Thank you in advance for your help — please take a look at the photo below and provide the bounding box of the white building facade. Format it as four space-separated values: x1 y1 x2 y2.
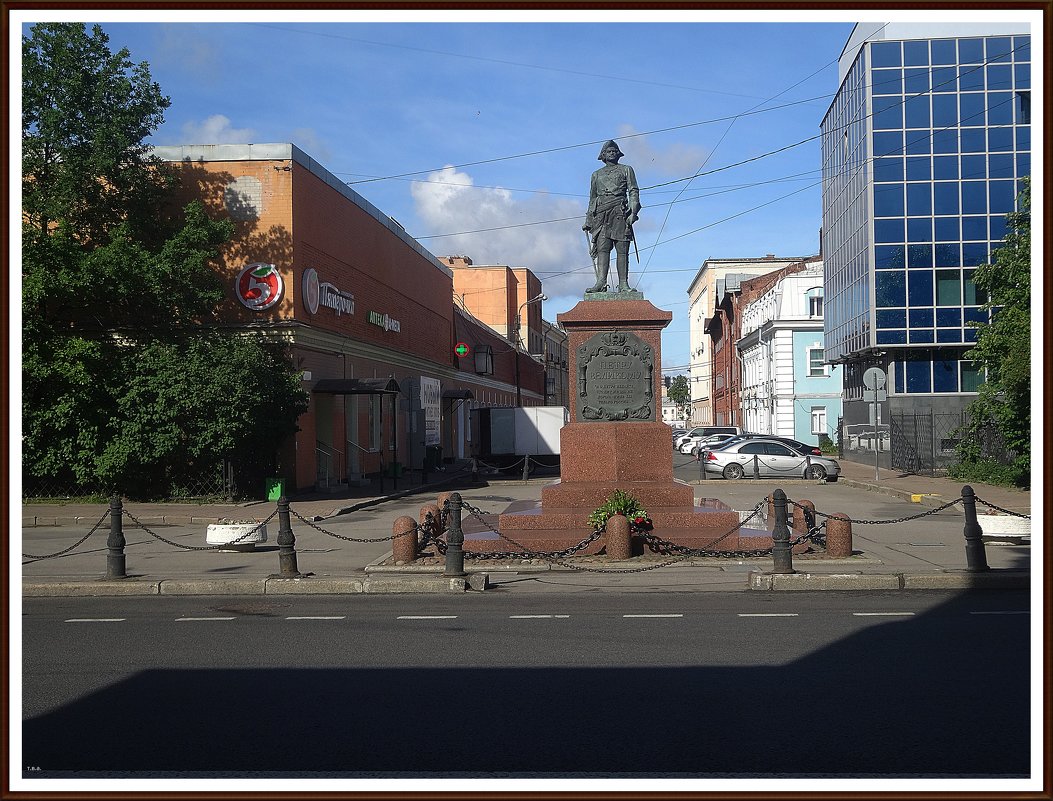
686 255 815 426
738 259 844 444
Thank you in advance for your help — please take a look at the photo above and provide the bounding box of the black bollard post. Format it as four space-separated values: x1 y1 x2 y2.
444 492 466 577
522 454 531 482
961 485 990 572
276 497 301 578
771 488 795 574
471 457 479 484
105 495 127 580
753 454 761 480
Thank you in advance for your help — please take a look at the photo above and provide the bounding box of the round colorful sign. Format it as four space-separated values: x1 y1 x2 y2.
302 267 320 314
235 263 283 311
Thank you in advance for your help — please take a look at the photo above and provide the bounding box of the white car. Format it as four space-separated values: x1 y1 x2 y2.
680 433 739 455
702 438 841 481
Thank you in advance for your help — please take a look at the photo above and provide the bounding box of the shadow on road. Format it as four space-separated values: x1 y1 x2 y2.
22 588 1031 778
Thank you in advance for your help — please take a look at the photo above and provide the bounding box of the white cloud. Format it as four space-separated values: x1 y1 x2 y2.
155 24 220 80
290 128 331 162
616 124 710 177
180 115 256 145
411 166 594 302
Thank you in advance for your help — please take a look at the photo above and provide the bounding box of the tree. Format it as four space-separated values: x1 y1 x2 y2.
666 375 692 424
952 178 1030 486
22 23 307 498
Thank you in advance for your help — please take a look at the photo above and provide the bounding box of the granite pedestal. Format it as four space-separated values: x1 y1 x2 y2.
485 297 792 557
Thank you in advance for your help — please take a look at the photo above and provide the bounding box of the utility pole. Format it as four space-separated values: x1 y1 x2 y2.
515 293 546 407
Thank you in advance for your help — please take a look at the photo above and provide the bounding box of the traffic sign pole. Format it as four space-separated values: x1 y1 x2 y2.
862 368 886 481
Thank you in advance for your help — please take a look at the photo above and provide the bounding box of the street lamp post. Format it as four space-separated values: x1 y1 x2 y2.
515 293 546 406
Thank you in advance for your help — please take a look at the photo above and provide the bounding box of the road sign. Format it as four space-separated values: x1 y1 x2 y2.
454 342 471 358
863 389 888 402
862 367 886 390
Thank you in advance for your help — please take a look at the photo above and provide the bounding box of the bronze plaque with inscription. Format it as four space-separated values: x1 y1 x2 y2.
577 330 654 422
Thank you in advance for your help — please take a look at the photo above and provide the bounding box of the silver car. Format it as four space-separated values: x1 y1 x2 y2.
702 438 840 481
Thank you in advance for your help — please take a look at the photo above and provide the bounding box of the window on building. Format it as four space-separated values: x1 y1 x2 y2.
1016 91 1031 124
960 361 985 392
808 347 828 377
811 407 827 435
806 288 824 317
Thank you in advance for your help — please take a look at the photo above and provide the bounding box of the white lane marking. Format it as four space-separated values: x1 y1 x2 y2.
175 617 236 621
286 616 346 620
509 615 570 619
852 612 915 617
738 613 799 617
397 615 457 620
65 618 125 622
969 611 1029 615
622 614 684 618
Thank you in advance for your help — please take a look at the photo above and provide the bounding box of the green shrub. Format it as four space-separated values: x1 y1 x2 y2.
947 458 1028 489
588 490 652 531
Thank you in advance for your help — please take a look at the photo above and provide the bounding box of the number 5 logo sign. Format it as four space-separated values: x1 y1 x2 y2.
236 263 284 311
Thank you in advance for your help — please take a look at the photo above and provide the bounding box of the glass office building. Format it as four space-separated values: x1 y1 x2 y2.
820 23 1031 430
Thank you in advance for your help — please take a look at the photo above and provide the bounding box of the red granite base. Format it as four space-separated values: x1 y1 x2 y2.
486 499 804 556
540 479 694 510
559 422 677 482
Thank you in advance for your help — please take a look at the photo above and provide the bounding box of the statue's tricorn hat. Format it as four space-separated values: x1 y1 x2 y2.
598 140 624 160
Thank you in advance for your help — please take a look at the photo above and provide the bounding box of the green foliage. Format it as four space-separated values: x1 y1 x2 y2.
666 374 691 421
818 433 837 455
95 336 308 499
954 178 1031 486
947 458 1027 489
588 490 652 531
21 23 306 500
22 23 171 246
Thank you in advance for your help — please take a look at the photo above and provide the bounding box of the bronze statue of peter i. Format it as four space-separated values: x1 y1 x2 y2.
583 139 641 294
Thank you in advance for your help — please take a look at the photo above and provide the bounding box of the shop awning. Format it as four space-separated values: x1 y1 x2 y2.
442 388 475 400
312 377 401 395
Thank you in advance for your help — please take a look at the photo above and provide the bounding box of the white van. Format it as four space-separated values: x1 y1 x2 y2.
675 426 746 451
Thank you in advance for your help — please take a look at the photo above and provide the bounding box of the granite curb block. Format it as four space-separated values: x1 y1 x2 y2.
747 569 1030 591
901 570 1030 589
160 579 268 595
835 478 956 508
22 574 491 596
23 580 164 597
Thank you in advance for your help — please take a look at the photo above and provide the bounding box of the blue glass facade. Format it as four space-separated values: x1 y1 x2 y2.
821 30 1030 406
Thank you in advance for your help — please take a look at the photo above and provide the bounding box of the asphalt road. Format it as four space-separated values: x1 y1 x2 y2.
20 589 1031 778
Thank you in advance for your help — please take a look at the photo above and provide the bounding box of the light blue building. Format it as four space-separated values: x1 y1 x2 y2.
820 22 1031 465
738 258 844 446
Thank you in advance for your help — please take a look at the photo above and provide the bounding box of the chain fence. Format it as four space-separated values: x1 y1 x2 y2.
124 508 279 551
21 482 1029 570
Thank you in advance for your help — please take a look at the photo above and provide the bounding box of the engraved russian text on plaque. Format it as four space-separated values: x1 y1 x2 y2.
577 330 654 422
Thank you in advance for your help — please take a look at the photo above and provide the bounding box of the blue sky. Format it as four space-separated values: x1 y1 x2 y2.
16 11 974 373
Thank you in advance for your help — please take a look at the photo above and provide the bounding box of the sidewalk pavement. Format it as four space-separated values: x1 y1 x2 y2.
19 458 1033 596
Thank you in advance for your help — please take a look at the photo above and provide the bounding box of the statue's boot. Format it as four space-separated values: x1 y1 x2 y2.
615 262 630 293
587 267 609 293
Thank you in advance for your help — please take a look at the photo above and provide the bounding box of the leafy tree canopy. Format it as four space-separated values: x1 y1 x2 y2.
954 178 1031 485
666 375 691 421
22 23 307 499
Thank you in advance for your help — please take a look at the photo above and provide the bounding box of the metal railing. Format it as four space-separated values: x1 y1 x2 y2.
315 441 345 489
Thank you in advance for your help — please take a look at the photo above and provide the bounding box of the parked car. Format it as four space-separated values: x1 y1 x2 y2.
680 432 738 455
701 438 840 481
697 433 822 458
671 428 687 443
674 425 745 451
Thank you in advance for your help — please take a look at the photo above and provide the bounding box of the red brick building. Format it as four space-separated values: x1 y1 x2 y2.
704 261 809 426
153 143 544 493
